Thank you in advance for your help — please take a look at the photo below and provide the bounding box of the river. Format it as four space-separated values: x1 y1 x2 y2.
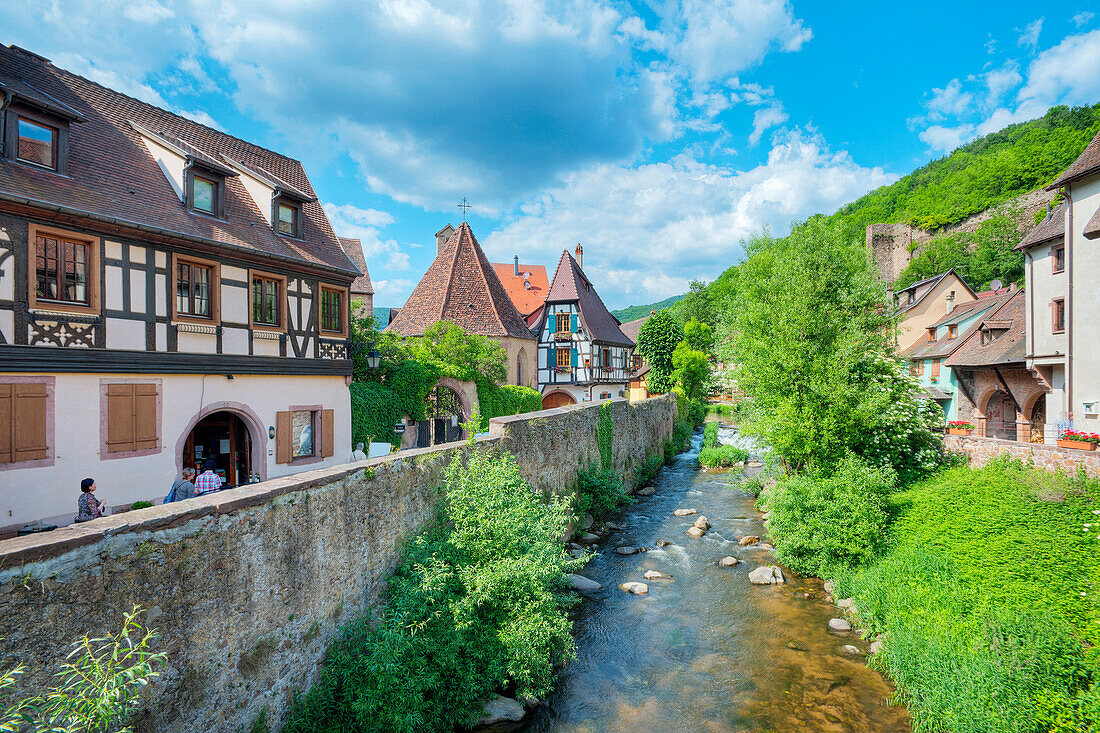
521 423 911 733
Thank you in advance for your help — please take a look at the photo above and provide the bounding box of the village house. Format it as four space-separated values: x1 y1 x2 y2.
891 269 978 351
338 237 374 316
536 246 634 408
491 255 549 328
0 45 358 531
619 313 653 401
945 290 1049 442
1016 129 1100 436
903 289 1015 420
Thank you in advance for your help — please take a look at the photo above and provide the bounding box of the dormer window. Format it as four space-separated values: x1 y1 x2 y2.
17 117 57 169
948 324 958 339
186 167 225 218
276 201 299 238
927 328 936 341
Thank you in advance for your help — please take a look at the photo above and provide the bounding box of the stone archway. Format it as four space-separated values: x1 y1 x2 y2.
984 390 1017 440
175 401 267 482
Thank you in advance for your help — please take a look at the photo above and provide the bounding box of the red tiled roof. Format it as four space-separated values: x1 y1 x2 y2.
385 222 535 340
0 45 357 277
1048 129 1100 189
943 291 1026 367
338 238 373 295
490 262 549 318
904 291 1013 360
545 249 633 347
619 314 652 344
1016 203 1065 249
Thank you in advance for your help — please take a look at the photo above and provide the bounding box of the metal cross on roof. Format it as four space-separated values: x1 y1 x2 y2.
458 197 471 221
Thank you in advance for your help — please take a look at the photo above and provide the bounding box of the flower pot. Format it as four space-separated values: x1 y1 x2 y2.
1057 439 1095 451
947 428 972 436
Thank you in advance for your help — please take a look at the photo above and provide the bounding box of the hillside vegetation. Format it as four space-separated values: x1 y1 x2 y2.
611 294 684 322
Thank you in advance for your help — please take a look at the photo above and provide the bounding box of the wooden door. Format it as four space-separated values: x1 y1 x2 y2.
542 391 575 409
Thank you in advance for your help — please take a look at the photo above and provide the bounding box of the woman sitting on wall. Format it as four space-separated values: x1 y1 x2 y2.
75 478 105 523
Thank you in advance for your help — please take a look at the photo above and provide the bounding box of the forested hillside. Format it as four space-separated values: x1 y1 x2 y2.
611 294 684 322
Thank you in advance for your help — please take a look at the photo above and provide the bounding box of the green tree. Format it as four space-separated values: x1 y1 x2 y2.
672 279 717 327
682 318 714 356
636 310 684 394
671 341 710 403
411 321 507 383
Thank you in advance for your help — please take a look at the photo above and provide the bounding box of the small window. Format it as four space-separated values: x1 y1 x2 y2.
1052 244 1065 274
927 328 936 341
277 202 299 237
915 361 924 376
291 410 315 459
320 287 343 334
602 347 611 367
35 235 88 305
907 291 915 305
556 348 571 368
555 312 570 333
176 261 212 318
17 117 56 169
948 324 958 339
1052 298 1066 333
930 359 941 381
633 354 642 369
252 275 282 327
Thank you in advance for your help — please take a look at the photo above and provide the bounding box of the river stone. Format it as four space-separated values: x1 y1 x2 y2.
673 508 698 517
828 618 852 633
686 526 706 538
823 580 836 596
578 533 601 545
568 548 588 560
748 566 785 584
643 570 671 580
614 546 638 555
837 598 856 611
567 574 602 593
869 639 884 655
747 460 763 468
739 535 760 546
579 513 594 531
636 485 656 497
759 543 774 550
605 521 623 530
718 556 740 567
786 640 809 652
840 644 864 656
619 582 649 595
476 695 526 727
692 516 711 531
655 540 673 548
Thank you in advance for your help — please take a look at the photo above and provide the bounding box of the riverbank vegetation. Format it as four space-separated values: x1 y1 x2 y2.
284 448 578 732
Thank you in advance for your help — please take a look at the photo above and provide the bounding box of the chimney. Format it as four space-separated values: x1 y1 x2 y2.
1010 282 1018 293
574 243 583 268
514 255 519 277
946 290 955 314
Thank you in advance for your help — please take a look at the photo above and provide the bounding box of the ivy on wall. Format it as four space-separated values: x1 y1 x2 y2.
597 402 613 471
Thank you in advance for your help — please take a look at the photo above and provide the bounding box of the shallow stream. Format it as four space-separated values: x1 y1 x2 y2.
521 424 911 733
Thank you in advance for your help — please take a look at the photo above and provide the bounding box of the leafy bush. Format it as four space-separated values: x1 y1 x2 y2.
698 445 749 469
130 501 153 511
636 310 683 393
596 402 613 471
739 475 765 498
574 466 630 518
703 421 718 449
633 454 663 488
284 449 577 733
836 461 1100 733
766 455 894 576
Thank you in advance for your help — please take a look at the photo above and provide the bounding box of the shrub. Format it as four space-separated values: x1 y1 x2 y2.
130 501 153 511
739 475 765 498
703 422 718 449
633 454 663 488
698 445 749 469
284 449 577 732
766 455 894 576
574 466 630 518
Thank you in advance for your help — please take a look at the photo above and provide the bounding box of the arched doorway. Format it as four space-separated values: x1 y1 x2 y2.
985 391 1018 440
416 385 465 448
517 348 527 386
542 391 576 410
183 410 254 487
1030 397 1046 444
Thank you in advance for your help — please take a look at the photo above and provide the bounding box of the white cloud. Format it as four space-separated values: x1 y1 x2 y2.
371 278 417 306
484 129 895 307
1073 11 1094 28
919 124 976 153
1016 29 1100 109
983 62 1023 106
1018 17 1044 47
927 78 973 118
323 202 411 271
749 105 788 145
123 1 174 23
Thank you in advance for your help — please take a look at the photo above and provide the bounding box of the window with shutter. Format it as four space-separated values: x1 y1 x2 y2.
570 313 578 332
103 381 160 456
0 382 51 465
321 409 334 458
276 410 292 464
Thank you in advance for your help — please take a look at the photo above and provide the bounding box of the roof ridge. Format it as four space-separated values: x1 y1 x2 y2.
438 225 463 318
466 224 509 335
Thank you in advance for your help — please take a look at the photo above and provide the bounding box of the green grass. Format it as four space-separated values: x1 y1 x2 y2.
698 445 749 469
835 458 1100 732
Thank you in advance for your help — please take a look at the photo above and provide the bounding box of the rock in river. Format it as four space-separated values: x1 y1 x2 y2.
578 533 601 545
579 513 594 531
673 508 698 517
692 516 711 531
828 618 852 634
605 521 623 530
635 485 656 497
748 565 785 584
644 570 671 580
475 695 526 728
686 526 706 538
567 574 602 593
614 546 639 555
619 582 649 595
840 644 864 656
738 535 759 546
718 556 740 567
655 540 673 548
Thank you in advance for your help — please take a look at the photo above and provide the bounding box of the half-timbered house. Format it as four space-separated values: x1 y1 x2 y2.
0 45 358 531
537 246 634 408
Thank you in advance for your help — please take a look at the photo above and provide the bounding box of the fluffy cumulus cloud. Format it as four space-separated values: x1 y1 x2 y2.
484 130 895 305
322 203 412 271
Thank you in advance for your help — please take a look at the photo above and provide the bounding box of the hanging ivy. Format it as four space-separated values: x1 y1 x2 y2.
597 402 613 471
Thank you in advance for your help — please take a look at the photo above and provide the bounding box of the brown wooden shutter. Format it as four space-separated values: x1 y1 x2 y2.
321 409 334 458
134 384 158 450
2 383 49 463
0 384 12 464
106 383 135 453
276 410 292 464
931 359 941 380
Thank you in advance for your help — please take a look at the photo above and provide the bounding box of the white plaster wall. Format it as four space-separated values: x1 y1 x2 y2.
105 319 146 351
252 336 281 357
1027 237 1068 359
0 224 13 302
139 136 186 200
222 284 248 324
129 269 146 314
177 331 217 354
222 328 248 354
236 171 275 224
105 265 124 310
1071 176 1100 419
1044 365 1067 441
0 373 351 530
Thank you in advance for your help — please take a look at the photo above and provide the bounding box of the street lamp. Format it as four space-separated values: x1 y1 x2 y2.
365 341 382 370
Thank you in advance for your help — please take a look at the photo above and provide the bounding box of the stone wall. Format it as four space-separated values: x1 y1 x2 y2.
945 433 1100 478
0 394 676 733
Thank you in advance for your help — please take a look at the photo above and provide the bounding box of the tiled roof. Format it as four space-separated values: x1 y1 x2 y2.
490 262 549 318
384 222 535 340
917 386 951 401
619 314 652 344
545 249 633 347
904 292 1013 360
338 238 373 295
1048 129 1100 189
943 291 1026 367
894 270 975 314
1016 203 1065 249
1084 204 1100 241
0 45 357 277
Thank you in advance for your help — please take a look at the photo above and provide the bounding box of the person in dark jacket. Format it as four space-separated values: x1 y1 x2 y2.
165 467 197 503
75 478 105 522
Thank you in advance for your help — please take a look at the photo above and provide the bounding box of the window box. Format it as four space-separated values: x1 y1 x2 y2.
553 332 572 341
947 428 972 436
1058 430 1098 451
554 366 572 374
1057 439 1095 451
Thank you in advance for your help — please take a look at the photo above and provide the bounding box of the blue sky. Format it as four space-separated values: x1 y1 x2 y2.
5 2 1100 309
